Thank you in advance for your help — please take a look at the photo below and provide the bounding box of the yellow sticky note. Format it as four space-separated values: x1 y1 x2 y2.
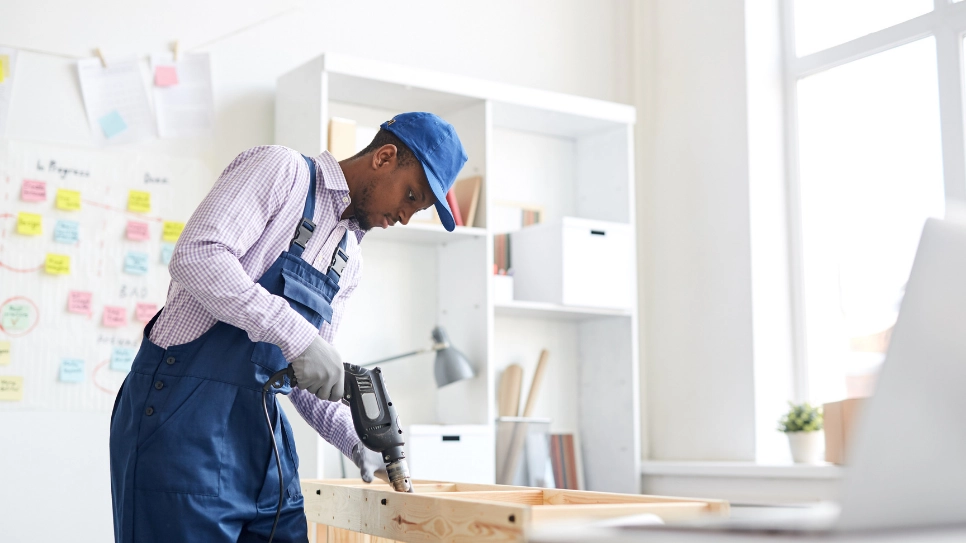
128 190 151 213
0 341 10 366
0 376 24 401
45 253 71 275
16 212 42 235
0 55 8 84
56 188 82 211
162 221 185 242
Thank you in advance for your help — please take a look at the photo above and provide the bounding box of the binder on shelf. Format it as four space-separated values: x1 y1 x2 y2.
446 188 463 227
550 433 582 490
453 175 482 228
494 233 511 274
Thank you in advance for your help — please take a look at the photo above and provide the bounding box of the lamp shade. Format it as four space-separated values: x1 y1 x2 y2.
431 326 475 387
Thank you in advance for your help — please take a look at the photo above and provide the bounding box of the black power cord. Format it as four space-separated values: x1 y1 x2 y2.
262 367 297 543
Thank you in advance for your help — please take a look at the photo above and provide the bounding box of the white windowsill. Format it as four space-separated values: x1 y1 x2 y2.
641 460 845 480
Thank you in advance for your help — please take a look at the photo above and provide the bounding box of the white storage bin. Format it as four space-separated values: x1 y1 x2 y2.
510 218 633 309
492 274 514 304
405 424 494 484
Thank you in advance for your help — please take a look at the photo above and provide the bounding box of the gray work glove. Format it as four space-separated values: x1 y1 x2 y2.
291 336 345 402
351 442 390 484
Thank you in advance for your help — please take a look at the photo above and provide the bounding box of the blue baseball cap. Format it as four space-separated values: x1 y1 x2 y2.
381 112 468 232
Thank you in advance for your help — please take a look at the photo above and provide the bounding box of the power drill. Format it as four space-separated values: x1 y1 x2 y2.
264 362 413 493
341 363 413 493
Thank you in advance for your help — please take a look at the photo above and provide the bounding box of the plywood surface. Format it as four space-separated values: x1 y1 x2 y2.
303 479 729 543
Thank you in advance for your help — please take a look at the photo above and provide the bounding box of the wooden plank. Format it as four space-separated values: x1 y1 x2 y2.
303 480 458 493
449 482 535 492
328 526 370 543
365 493 526 543
316 525 404 543
430 491 545 505
541 488 728 507
304 481 529 543
530 502 713 523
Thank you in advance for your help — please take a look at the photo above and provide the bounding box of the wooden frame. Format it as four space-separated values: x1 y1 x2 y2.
303 479 729 542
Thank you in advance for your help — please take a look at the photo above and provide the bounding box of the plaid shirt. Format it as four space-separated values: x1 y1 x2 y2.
150 146 365 458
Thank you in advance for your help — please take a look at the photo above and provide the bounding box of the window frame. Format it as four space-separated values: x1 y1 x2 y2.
781 0 966 400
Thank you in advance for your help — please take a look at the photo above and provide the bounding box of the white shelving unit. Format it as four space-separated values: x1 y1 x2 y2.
276 53 639 494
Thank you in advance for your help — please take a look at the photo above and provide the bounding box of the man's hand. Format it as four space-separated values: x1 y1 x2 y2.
351 442 390 484
291 336 344 402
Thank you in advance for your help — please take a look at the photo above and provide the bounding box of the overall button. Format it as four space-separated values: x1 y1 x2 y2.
166 357 175 365
154 381 164 390
145 406 155 416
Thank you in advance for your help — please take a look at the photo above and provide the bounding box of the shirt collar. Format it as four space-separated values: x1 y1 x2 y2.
314 151 366 243
316 150 349 192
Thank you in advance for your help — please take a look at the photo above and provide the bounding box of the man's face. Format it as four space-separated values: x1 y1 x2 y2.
353 145 435 231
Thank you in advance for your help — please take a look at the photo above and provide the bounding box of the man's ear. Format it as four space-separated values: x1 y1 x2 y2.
372 144 398 169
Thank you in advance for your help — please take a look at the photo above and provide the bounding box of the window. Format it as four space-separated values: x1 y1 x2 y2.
793 0 933 56
784 1 966 404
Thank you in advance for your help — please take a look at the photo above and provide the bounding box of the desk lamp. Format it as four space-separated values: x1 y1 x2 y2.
362 326 475 387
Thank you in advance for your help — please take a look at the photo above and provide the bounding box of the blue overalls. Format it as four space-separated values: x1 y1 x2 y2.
110 156 348 543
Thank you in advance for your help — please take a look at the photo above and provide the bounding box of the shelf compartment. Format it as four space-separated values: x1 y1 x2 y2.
494 300 631 321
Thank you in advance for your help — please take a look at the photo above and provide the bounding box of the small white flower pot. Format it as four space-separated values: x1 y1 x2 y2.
786 431 824 464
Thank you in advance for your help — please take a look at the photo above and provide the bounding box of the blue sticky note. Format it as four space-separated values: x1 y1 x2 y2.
53 220 80 244
124 251 149 275
110 347 137 372
59 359 85 382
161 243 175 266
98 110 128 138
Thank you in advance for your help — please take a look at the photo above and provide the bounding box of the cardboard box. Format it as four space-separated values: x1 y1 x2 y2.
824 398 866 464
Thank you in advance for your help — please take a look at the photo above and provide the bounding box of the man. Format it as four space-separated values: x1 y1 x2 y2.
109 112 467 542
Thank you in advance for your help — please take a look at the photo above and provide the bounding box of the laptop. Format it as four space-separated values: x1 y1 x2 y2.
535 217 966 540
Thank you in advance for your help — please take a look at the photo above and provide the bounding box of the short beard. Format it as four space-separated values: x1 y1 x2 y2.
352 182 375 231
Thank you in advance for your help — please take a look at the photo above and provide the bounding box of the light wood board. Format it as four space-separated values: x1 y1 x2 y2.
304 479 729 543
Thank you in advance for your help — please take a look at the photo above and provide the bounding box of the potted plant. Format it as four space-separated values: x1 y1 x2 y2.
778 402 824 463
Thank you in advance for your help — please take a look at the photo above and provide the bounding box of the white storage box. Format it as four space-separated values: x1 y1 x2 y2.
492 274 514 304
405 424 494 484
510 217 634 309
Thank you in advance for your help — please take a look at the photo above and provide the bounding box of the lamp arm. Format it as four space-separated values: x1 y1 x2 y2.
360 343 445 367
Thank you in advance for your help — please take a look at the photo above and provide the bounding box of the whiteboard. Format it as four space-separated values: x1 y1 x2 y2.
0 140 211 411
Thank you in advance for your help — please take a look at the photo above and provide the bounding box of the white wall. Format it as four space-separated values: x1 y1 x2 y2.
634 0 759 462
632 0 798 469
0 2 634 542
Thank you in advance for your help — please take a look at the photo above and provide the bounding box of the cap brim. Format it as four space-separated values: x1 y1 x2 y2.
425 166 456 232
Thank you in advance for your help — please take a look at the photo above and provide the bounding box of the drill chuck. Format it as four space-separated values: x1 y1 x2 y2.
386 459 414 493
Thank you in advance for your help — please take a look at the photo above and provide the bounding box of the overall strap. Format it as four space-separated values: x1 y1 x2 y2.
326 232 349 284
289 155 318 258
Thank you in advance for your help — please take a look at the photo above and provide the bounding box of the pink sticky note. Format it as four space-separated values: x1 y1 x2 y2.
154 65 179 87
126 220 150 241
135 302 158 323
102 306 128 328
67 291 92 315
21 180 47 202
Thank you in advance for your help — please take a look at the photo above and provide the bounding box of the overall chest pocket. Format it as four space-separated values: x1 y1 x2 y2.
281 268 334 328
